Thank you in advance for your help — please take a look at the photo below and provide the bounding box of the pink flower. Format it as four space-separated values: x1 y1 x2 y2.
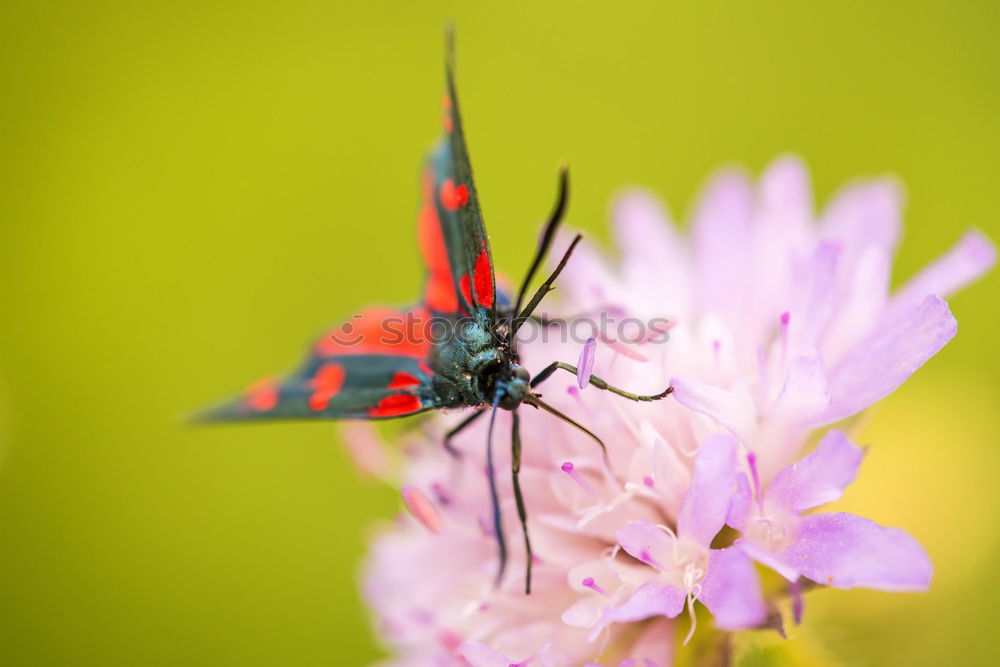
357 156 994 665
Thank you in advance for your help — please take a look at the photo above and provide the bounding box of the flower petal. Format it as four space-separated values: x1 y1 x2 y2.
820 179 902 259
822 246 892 365
617 520 673 570
759 155 812 231
459 641 511 667
886 229 996 322
767 353 831 429
768 430 863 513
774 513 932 591
604 580 687 624
678 434 740 547
740 539 802 582
561 597 604 628
786 241 839 357
613 191 692 319
622 617 676 667
669 376 756 445
726 473 753 528
692 169 754 320
698 546 767 629
824 295 956 423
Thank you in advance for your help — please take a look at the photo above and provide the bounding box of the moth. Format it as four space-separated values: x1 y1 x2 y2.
204 43 673 593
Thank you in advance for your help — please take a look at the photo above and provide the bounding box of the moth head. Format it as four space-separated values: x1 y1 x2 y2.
499 365 531 410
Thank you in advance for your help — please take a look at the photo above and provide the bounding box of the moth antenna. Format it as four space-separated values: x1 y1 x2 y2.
510 233 583 338
513 166 570 318
486 392 508 586
444 22 456 74
523 394 609 467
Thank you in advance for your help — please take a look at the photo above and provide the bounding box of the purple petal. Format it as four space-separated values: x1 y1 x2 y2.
617 520 674 571
604 581 687 624
774 513 932 591
768 430 864 513
577 337 597 389
824 295 956 423
669 376 756 444
678 435 740 547
613 191 692 319
726 473 753 529
786 242 839 356
885 229 995 323
759 155 812 230
459 641 511 667
740 539 802 582
622 618 675 667
698 546 767 629
768 353 831 428
552 232 624 314
692 170 754 318
613 190 680 261
820 179 902 259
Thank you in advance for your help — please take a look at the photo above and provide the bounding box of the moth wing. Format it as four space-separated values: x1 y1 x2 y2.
201 307 438 421
418 60 496 317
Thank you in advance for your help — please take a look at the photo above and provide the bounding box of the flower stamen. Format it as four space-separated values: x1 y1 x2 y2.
582 577 608 596
401 485 442 533
561 461 598 498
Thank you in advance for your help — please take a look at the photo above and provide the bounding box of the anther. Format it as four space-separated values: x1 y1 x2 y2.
581 577 608 596
577 337 597 389
401 485 443 533
639 550 663 569
561 461 598 498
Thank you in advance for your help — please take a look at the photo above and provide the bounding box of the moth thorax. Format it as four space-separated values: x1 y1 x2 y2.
460 322 494 352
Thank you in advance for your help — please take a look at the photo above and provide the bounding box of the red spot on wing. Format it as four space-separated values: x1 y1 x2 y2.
369 393 422 417
315 307 431 358
309 362 346 411
388 371 422 389
439 179 469 211
419 170 459 313
459 248 495 309
472 248 494 307
244 376 279 411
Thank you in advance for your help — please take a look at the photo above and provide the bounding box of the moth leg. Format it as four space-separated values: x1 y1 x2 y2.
531 361 674 402
523 394 610 468
442 409 486 458
511 409 533 594
486 396 507 586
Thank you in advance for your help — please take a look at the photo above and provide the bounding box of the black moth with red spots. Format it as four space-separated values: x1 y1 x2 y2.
202 40 673 593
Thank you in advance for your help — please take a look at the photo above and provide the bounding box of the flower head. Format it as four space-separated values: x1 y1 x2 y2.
357 156 994 665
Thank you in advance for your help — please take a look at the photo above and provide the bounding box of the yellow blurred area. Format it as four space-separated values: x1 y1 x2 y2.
1 1 997 664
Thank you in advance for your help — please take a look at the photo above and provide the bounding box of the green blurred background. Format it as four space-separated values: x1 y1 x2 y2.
1 1 997 665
